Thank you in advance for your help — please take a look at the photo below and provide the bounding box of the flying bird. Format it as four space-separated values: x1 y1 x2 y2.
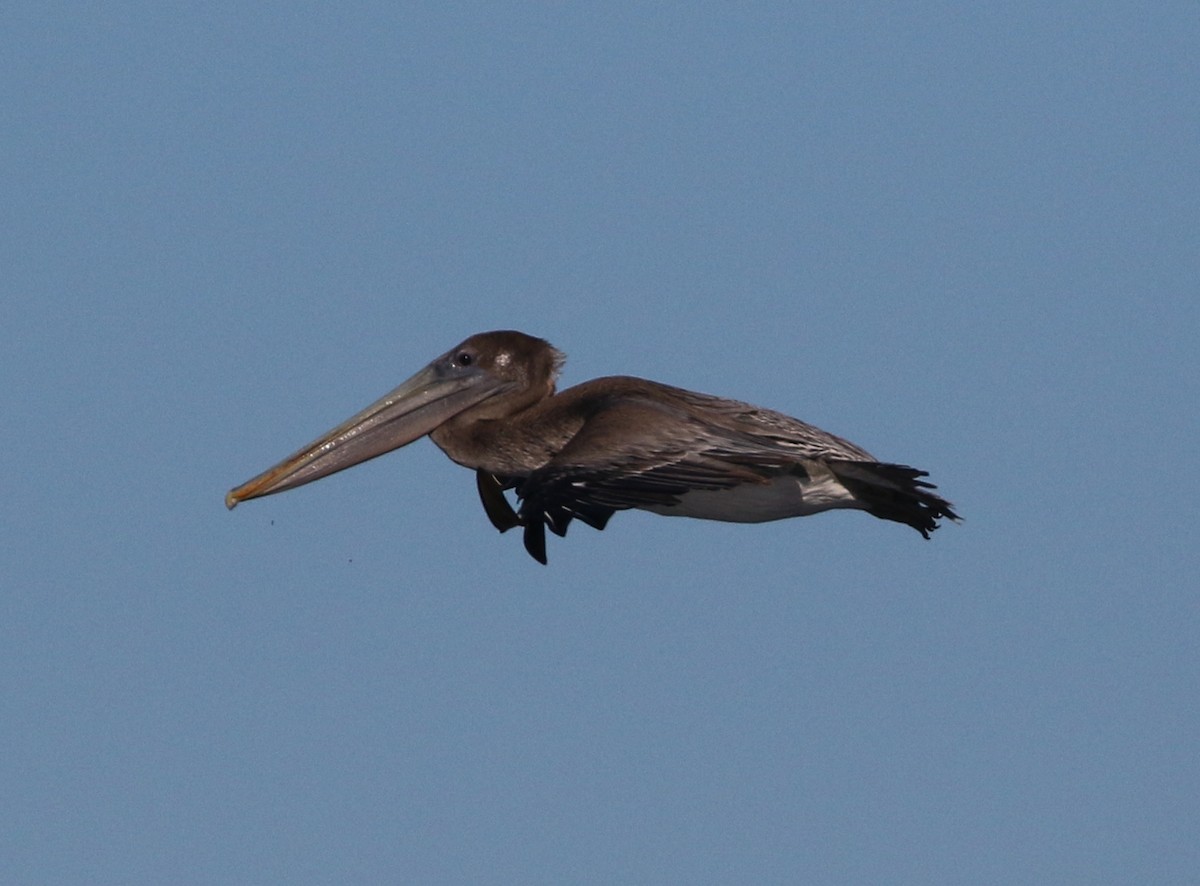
226 330 959 563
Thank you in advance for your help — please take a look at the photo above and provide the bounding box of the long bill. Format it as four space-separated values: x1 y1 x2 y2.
226 362 513 509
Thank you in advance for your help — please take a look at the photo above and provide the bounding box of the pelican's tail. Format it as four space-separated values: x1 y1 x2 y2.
829 460 960 538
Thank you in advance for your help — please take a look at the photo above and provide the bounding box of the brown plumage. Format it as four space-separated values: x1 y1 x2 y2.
227 330 959 563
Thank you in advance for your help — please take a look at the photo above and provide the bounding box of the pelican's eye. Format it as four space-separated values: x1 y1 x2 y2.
454 350 474 367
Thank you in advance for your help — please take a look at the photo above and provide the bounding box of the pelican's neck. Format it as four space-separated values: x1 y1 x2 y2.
428 395 583 476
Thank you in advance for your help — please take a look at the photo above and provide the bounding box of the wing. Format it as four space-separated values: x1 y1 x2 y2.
512 391 862 563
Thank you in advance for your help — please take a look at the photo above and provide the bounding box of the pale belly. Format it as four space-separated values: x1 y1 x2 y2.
641 473 865 523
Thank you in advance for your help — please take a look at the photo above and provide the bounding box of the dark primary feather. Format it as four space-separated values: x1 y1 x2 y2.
826 460 959 539
475 470 521 532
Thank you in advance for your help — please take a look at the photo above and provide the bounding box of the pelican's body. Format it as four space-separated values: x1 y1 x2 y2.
227 331 958 563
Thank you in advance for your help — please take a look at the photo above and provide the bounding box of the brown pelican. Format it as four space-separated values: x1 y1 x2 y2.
227 331 958 563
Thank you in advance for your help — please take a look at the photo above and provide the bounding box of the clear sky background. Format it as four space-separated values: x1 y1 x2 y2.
4 4 1198 884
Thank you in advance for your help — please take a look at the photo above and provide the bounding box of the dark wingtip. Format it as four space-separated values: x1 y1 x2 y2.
476 470 522 533
831 460 960 539
523 519 548 564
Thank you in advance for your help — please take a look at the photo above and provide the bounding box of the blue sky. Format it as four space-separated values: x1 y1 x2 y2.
4 3 1198 883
